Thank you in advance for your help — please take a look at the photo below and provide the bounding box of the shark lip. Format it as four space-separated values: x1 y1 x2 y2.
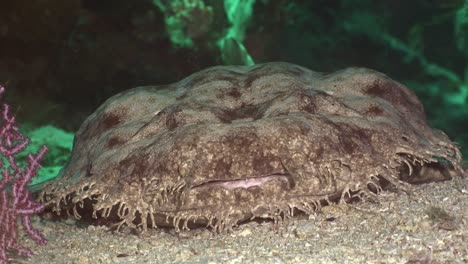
191 173 294 190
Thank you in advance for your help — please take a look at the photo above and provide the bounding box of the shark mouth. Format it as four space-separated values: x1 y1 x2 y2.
191 173 294 190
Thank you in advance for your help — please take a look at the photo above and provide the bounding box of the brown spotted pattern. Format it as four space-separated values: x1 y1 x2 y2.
40 62 466 232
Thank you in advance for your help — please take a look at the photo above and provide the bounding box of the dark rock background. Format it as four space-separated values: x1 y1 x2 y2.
1 0 467 159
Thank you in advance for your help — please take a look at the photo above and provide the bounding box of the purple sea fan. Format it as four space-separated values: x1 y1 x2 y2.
0 85 47 264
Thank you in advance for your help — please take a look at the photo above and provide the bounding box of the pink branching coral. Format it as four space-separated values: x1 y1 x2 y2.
0 85 47 263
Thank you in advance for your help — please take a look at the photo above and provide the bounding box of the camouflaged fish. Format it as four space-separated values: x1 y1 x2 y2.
40 62 466 232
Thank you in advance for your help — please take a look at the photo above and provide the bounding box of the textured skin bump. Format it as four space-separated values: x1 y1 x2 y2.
40 62 466 232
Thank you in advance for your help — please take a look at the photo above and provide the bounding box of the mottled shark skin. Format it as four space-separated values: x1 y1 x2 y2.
40 62 466 232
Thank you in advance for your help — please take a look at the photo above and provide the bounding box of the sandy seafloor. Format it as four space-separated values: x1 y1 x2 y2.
8 177 468 264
